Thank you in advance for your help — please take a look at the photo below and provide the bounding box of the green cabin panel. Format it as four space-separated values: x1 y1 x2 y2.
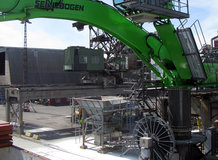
64 47 75 71
78 48 104 71
64 47 104 71
155 22 192 80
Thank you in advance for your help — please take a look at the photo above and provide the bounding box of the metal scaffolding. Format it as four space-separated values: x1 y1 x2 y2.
72 96 138 152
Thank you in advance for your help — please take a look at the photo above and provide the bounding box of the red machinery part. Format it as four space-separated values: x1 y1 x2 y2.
0 120 13 148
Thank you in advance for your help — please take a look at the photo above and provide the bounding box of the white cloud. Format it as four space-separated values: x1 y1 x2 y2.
189 0 218 44
0 1 217 49
27 19 90 49
0 19 89 49
190 0 218 10
0 21 23 47
28 29 69 49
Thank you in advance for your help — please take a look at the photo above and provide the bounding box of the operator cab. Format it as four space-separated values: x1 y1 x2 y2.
113 0 189 23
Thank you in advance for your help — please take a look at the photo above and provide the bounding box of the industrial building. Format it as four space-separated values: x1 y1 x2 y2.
0 46 105 86
0 0 218 160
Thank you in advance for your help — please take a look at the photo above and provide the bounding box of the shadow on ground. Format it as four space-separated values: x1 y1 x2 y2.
31 128 82 140
23 123 87 140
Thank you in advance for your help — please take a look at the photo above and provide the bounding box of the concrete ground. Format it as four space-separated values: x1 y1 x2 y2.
1 104 218 160
0 104 79 140
12 134 137 160
0 104 73 129
0 104 138 160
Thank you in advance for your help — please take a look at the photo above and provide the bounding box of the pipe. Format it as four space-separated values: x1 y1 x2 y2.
211 35 218 48
168 88 191 140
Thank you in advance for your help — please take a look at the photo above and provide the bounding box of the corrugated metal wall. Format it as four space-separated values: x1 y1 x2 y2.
0 86 5 104
1 47 85 85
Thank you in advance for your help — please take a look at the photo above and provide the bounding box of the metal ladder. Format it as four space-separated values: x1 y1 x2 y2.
178 19 218 86
190 20 218 85
125 77 163 116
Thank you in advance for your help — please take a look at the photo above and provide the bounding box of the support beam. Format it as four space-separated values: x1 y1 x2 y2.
5 89 10 122
5 85 128 135
168 88 192 160
168 88 191 140
18 101 24 135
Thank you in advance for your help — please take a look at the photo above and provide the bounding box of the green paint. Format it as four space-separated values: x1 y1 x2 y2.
0 0 217 88
154 22 192 80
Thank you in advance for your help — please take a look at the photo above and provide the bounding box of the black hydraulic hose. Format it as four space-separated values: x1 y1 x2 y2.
3 0 20 14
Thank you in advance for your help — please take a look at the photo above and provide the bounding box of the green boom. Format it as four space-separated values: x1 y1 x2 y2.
0 0 217 87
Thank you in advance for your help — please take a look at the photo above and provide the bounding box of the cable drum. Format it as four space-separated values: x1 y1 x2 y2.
133 115 175 160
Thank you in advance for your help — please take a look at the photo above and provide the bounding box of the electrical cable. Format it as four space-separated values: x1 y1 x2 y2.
3 0 21 14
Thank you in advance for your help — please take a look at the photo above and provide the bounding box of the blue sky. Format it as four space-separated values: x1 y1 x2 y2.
0 0 217 49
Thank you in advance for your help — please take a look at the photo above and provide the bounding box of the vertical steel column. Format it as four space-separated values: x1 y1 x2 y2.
159 98 168 121
168 88 192 160
178 0 181 12
168 88 191 140
71 99 75 124
5 89 10 122
101 109 104 151
18 99 24 135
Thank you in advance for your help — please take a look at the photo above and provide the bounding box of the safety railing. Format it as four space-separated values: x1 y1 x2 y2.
190 20 207 53
171 0 189 15
113 0 189 19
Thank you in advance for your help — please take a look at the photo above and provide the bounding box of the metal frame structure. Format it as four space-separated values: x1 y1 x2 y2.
114 0 189 22
0 0 218 159
5 85 128 135
72 96 137 152
89 26 128 60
